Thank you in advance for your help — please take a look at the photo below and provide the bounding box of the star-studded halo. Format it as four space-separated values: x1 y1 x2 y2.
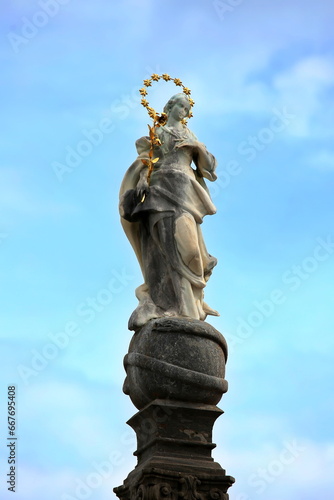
138 74 195 195
139 73 194 126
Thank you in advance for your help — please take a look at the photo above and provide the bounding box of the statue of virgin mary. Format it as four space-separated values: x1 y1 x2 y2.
119 93 219 330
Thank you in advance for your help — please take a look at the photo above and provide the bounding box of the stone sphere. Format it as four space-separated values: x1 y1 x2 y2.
123 317 228 410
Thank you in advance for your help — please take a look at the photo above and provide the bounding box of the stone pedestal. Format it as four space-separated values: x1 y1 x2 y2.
114 399 234 500
114 318 234 499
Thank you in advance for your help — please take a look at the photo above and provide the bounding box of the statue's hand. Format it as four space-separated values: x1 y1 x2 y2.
136 177 149 202
175 138 200 151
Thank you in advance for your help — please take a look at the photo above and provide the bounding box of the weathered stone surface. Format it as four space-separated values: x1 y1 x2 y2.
115 88 234 499
114 400 235 500
114 468 234 500
119 93 219 329
123 318 228 410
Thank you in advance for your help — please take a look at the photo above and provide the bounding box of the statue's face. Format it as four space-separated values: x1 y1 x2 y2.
169 97 190 122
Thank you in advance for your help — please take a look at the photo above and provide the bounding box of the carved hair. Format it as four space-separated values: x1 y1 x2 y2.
163 93 190 117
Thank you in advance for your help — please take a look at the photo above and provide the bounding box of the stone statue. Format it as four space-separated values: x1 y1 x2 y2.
115 79 234 500
119 92 219 330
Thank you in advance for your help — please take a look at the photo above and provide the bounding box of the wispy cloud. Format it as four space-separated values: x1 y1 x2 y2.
215 439 334 500
273 56 334 137
307 149 334 170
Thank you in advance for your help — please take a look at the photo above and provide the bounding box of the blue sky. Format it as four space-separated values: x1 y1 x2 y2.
1 0 334 499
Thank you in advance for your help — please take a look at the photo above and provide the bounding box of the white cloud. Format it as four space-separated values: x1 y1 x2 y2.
307 149 334 170
215 439 334 500
11 380 136 499
186 47 334 144
273 56 334 137
20 381 127 460
185 50 276 118
16 463 135 500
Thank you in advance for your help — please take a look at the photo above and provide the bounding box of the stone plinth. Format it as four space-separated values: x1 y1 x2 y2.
114 400 234 500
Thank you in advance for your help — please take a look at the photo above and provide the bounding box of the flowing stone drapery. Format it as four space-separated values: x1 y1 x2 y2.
119 94 219 330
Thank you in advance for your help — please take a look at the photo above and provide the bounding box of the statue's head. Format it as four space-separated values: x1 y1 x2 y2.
163 93 191 119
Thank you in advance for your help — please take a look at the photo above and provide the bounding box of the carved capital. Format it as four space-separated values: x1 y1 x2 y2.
209 488 229 500
179 475 203 500
134 480 177 500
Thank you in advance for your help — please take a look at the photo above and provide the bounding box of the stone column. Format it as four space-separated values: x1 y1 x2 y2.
114 318 234 500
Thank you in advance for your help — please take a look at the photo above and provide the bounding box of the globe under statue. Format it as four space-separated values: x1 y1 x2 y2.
114 75 234 500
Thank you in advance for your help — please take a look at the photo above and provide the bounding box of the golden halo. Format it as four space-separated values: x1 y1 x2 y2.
139 73 194 125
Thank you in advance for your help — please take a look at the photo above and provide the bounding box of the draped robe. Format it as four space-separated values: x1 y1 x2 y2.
119 125 219 330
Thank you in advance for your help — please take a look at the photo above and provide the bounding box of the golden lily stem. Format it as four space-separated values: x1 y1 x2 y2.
147 120 157 185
